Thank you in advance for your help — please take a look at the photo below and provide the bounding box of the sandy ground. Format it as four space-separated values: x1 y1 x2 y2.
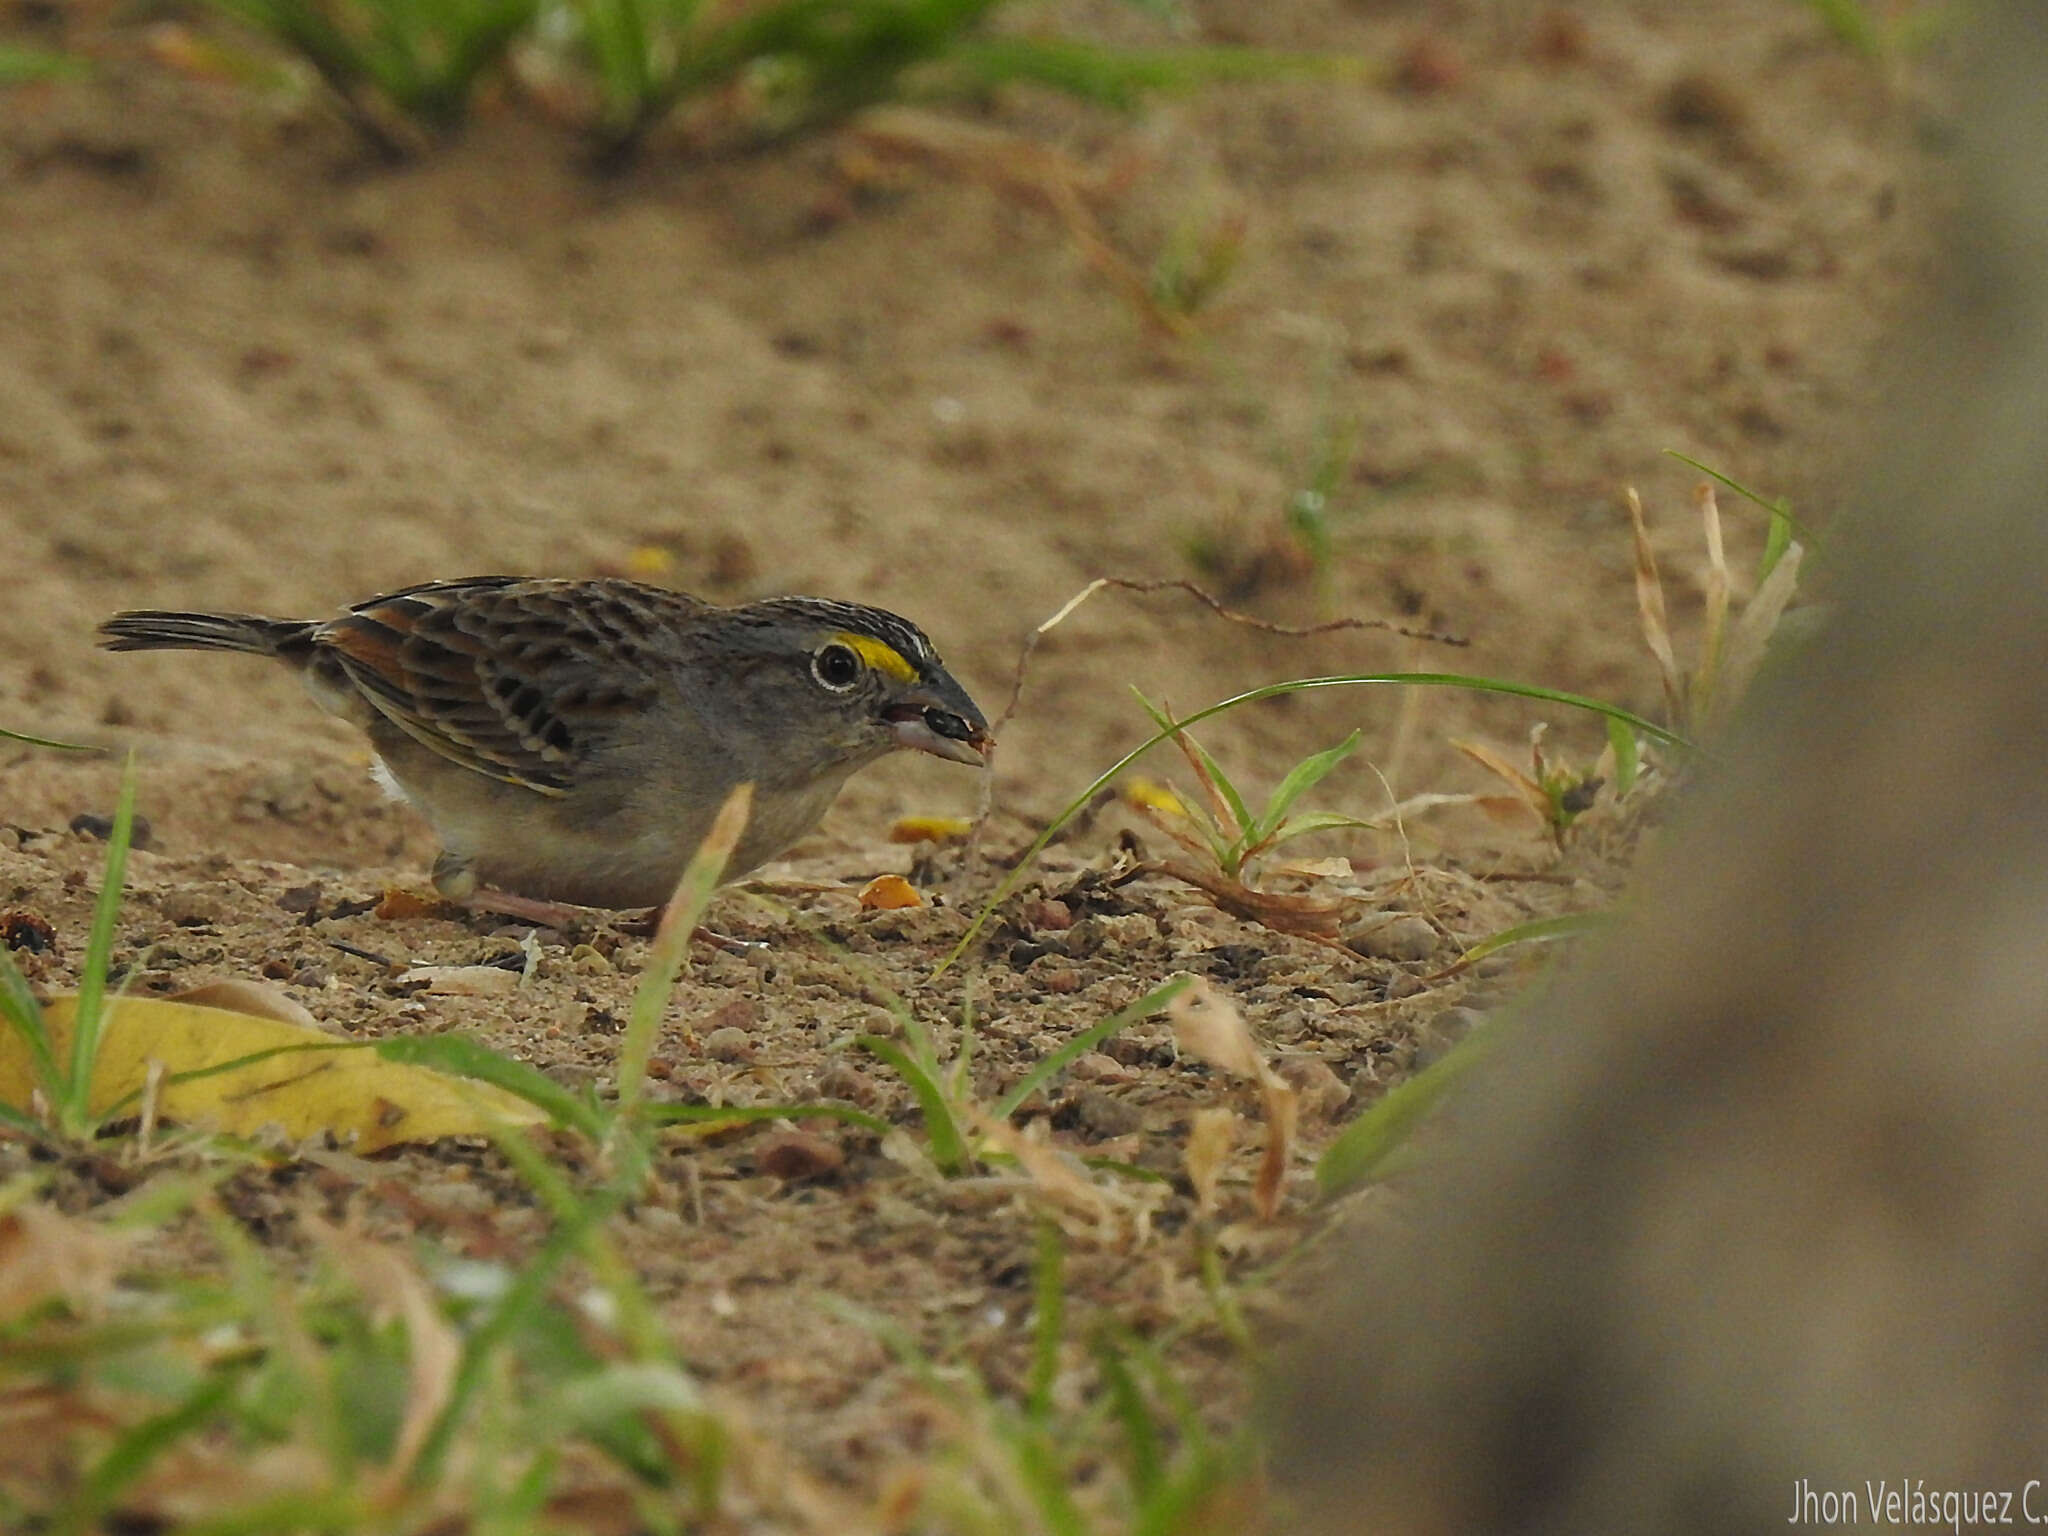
0 0 1940 1511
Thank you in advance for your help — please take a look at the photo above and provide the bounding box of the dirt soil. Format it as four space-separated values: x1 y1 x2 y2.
0 0 1940 1515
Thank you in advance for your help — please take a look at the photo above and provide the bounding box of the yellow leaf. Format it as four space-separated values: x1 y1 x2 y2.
0 996 545 1152
624 545 675 579
857 875 924 910
1121 776 1189 816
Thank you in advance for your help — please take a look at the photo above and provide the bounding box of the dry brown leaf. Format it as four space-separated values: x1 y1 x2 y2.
0 1201 132 1324
1625 485 1684 724
1472 794 1545 828
1168 980 1267 1079
1185 1107 1238 1219
400 964 520 996
169 980 319 1028
1156 860 1347 938
1255 1083 1301 1223
1454 738 1545 804
1717 539 1806 728
1266 856 1355 882
1695 481 1731 727
972 1113 1160 1245
1167 980 1298 1221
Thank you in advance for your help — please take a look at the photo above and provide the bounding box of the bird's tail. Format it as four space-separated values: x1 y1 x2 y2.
98 610 315 658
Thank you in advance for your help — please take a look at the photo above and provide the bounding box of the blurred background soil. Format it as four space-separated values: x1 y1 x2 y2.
0 0 1941 1495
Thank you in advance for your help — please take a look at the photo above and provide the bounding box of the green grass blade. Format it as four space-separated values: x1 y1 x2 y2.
66 1369 240 1530
1759 500 1796 584
641 1100 889 1136
1316 1026 1496 1196
619 784 749 1117
65 756 138 1135
1264 809 1383 843
1133 689 1252 838
937 37 1348 109
0 1098 49 1139
1605 715 1641 797
0 946 61 1111
1253 729 1360 840
941 674 1687 975
0 723 97 750
1026 1221 1064 1421
991 974 1194 1121
1663 451 1814 547
373 1033 604 1137
1799 0 1885 54
857 1033 971 1175
1091 1328 1162 1498
0 46 91 83
425 0 540 125
1445 911 1611 975
413 1160 625 1488
93 1040 355 1122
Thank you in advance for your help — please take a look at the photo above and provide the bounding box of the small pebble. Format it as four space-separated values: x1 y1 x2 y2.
160 889 227 927
70 812 152 848
1434 1007 1487 1043
1277 1056 1353 1120
704 1026 754 1063
1104 1033 1165 1067
816 1063 879 1106
1067 1051 1133 1084
755 1130 844 1182
1075 913 1158 952
857 1004 904 1039
704 997 761 1033
1020 897 1073 932
1034 964 1085 995
1069 1088 1144 1139
1347 914 1440 962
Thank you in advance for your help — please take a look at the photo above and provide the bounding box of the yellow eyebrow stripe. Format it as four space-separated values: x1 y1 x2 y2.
834 632 918 684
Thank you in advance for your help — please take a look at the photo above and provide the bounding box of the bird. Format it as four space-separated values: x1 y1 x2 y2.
100 576 993 917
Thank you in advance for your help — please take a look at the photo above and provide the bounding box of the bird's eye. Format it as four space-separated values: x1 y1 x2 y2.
812 643 862 691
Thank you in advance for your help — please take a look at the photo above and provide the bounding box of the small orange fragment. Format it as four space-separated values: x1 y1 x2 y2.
375 887 448 921
887 815 973 845
857 875 923 910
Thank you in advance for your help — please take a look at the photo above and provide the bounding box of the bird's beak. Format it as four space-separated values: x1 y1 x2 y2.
885 701 994 765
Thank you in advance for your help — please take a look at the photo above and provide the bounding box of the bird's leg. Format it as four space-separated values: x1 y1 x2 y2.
432 850 758 948
433 850 598 929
